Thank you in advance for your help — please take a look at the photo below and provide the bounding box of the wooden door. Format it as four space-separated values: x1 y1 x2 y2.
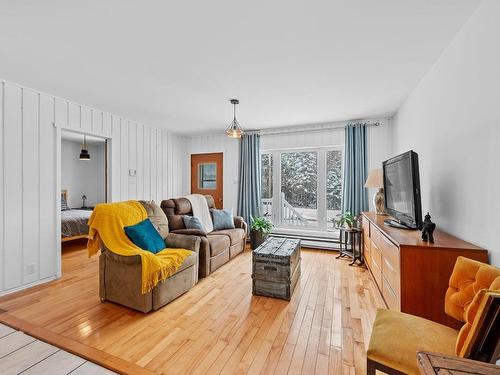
191 153 223 209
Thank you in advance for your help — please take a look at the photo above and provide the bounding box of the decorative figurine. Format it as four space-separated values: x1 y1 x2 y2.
82 195 87 208
420 213 436 243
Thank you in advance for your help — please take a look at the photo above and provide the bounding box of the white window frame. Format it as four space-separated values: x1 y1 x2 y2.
261 145 344 234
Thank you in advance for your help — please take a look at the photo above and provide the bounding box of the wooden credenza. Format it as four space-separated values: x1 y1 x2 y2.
361 212 488 329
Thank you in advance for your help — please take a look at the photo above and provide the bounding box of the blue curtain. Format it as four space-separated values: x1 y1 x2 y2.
237 133 262 231
342 123 368 216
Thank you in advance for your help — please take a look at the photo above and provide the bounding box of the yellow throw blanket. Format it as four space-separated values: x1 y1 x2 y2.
87 201 192 294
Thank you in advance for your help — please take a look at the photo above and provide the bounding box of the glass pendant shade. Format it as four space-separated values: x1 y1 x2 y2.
226 119 244 138
225 99 244 138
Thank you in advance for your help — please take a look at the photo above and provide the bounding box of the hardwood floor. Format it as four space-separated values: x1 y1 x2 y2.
0 323 115 374
0 240 385 374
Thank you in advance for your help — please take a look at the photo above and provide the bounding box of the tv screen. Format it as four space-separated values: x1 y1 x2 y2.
383 151 422 229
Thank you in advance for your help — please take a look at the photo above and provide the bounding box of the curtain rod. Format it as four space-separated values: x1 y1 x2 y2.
245 121 380 136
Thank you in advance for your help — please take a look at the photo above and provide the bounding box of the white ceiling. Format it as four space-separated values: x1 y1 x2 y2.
0 1 480 134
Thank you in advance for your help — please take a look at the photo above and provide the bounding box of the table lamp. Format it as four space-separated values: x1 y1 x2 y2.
365 169 386 215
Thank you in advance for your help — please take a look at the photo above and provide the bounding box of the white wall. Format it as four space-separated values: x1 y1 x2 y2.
0 80 186 295
391 0 500 265
61 140 106 208
185 119 392 213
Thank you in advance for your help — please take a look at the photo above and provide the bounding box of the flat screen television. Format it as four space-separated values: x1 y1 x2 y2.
382 150 422 229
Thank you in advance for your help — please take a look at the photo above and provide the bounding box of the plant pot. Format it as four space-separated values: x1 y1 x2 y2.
250 230 268 250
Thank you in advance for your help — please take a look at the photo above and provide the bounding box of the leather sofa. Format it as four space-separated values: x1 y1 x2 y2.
99 233 201 313
161 195 247 278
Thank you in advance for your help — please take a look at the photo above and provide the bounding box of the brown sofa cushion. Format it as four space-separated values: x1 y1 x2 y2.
175 198 193 215
161 196 217 232
211 229 245 246
207 234 230 256
140 201 169 239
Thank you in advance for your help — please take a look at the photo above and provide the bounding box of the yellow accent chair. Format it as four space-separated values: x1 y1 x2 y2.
367 256 500 374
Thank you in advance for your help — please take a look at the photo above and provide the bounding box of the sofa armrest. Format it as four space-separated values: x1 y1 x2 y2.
102 247 142 264
171 228 207 237
165 233 201 253
234 216 248 233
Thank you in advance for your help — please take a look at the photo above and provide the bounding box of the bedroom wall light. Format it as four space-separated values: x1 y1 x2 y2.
79 135 91 160
225 99 244 138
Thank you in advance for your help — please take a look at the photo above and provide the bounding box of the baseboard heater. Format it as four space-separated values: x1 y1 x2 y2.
269 232 340 250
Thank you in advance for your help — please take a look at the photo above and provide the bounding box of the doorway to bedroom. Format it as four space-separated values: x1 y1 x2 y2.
60 130 109 250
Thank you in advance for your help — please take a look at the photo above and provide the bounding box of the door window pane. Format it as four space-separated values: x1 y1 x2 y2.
327 150 343 230
261 154 273 218
280 152 318 227
198 163 217 189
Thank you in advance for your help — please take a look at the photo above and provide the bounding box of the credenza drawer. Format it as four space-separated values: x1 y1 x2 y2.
370 248 382 288
370 225 387 253
364 243 371 269
382 255 400 296
383 276 400 311
380 234 399 271
362 220 370 245
370 239 382 271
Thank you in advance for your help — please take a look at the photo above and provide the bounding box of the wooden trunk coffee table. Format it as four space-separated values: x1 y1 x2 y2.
252 237 301 301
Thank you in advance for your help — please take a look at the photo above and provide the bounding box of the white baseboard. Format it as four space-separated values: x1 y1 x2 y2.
0 276 57 297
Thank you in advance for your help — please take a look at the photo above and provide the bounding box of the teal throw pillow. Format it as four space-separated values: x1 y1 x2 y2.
124 218 165 254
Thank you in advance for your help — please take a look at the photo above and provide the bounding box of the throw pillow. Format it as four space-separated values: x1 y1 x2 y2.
183 215 205 231
139 200 169 239
124 218 165 254
211 209 235 230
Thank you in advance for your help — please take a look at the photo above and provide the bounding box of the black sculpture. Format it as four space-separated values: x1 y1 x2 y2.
420 212 436 243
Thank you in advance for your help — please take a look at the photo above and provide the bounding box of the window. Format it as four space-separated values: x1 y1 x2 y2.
326 150 343 230
281 151 318 227
198 163 217 189
261 147 343 232
261 154 273 218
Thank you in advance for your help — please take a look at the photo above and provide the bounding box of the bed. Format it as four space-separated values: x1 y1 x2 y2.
61 190 93 242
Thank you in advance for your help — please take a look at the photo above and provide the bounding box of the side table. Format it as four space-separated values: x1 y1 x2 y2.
336 227 364 266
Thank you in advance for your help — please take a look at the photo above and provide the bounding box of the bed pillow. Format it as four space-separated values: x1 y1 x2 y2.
139 200 169 240
183 215 205 231
61 195 70 211
124 218 165 254
211 209 235 230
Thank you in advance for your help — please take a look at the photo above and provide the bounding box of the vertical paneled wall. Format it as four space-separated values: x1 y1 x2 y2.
0 80 186 295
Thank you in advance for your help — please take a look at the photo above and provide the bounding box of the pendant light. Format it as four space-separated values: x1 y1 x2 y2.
225 99 244 138
79 135 91 160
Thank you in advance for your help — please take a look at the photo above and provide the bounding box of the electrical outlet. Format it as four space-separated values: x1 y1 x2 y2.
26 263 36 275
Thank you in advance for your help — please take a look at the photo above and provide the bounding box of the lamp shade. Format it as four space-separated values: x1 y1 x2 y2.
79 149 91 160
364 169 383 188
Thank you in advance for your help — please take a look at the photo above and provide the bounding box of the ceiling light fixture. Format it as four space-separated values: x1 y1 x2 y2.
225 99 244 138
79 135 91 160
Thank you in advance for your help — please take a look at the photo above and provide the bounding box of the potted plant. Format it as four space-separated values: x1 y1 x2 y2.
250 216 273 250
334 212 358 229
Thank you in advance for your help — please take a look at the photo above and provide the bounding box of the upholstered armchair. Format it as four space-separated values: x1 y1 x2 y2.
99 233 201 313
367 256 500 374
